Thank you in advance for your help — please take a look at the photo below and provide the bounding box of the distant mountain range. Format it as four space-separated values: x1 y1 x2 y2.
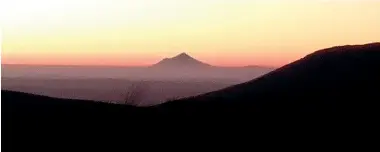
2 53 274 81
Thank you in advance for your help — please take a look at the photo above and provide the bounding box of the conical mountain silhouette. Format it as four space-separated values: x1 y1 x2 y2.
153 52 211 68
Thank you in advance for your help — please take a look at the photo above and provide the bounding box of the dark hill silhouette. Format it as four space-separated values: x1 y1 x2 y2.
2 90 157 152
153 52 211 68
158 42 380 115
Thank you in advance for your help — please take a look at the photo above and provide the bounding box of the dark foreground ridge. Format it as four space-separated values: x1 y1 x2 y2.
160 42 380 115
3 43 380 150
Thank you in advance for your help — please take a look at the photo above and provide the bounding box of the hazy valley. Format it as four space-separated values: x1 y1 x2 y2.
2 53 274 105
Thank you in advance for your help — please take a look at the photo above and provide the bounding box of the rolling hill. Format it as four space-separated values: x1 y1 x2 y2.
158 42 380 115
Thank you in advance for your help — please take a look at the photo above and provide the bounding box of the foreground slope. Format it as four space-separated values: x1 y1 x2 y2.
2 90 158 152
158 42 380 115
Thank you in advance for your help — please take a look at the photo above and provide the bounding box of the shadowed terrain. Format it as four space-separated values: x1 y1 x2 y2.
159 42 380 115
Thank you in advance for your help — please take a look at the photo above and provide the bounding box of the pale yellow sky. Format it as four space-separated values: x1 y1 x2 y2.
1 0 380 66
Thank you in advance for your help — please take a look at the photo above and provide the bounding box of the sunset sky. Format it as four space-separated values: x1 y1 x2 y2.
2 0 380 67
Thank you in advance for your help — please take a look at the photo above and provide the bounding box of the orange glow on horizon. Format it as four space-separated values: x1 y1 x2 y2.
2 0 380 67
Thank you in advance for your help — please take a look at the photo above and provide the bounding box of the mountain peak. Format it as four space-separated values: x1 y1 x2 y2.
177 52 189 56
173 52 192 60
153 52 211 68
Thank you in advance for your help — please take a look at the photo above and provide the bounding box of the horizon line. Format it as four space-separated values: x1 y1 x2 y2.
1 63 277 68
